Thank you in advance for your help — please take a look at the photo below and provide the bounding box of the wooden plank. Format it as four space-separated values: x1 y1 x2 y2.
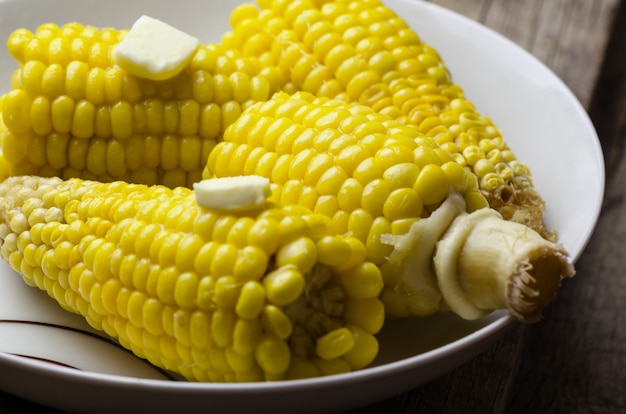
405 327 527 413
507 1 626 410
530 0 618 106
589 0 626 176
421 0 489 20
425 0 620 107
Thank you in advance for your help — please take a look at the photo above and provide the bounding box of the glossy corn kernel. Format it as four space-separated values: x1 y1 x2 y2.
1 22 276 188
222 0 549 238
0 175 384 382
0 105 13 181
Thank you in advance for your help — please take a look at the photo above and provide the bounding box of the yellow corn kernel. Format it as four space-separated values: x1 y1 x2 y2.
316 327 354 360
383 188 423 221
211 308 237 347
343 298 385 334
50 95 75 134
247 216 280 255
336 261 383 299
18 61 43 97
255 333 290 376
342 325 378 370
361 179 391 217
46 133 69 170
213 275 241 310
110 101 133 139
233 245 269 282
3 90 33 135
42 64 66 99
236 281 266 319
263 266 305 306
27 96 52 137
414 164 449 206
71 100 96 139
173 272 199 309
232 319 261 357
314 235 350 267
352 157 383 185
276 236 317 273
86 138 106 176
335 144 370 175
337 177 364 212
382 162 419 190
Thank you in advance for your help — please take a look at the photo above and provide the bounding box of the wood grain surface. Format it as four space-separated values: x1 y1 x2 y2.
430 0 619 107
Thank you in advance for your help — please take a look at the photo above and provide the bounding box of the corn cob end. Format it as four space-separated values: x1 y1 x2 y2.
484 176 556 242
381 190 574 322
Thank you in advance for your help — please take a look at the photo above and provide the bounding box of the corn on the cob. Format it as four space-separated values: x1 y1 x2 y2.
221 0 551 239
204 91 574 321
1 22 276 188
0 174 386 381
0 171 572 383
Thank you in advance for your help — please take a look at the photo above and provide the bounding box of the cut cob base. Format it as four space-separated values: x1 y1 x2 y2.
379 190 574 321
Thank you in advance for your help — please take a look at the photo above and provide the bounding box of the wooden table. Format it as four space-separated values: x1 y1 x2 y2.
0 0 623 413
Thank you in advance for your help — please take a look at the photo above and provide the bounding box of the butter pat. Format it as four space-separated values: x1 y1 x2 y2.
193 176 272 211
113 15 200 81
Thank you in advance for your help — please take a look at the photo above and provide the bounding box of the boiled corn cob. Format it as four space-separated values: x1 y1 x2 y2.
221 0 551 239
0 173 572 383
203 91 574 321
0 175 386 382
1 21 276 188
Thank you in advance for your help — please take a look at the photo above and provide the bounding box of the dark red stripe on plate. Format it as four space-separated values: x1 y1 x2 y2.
8 353 80 370
0 319 179 380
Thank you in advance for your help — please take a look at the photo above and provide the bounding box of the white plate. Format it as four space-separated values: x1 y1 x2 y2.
0 0 604 413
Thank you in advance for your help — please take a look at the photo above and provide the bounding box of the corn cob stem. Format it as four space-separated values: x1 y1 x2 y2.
380 190 574 322
436 202 573 323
